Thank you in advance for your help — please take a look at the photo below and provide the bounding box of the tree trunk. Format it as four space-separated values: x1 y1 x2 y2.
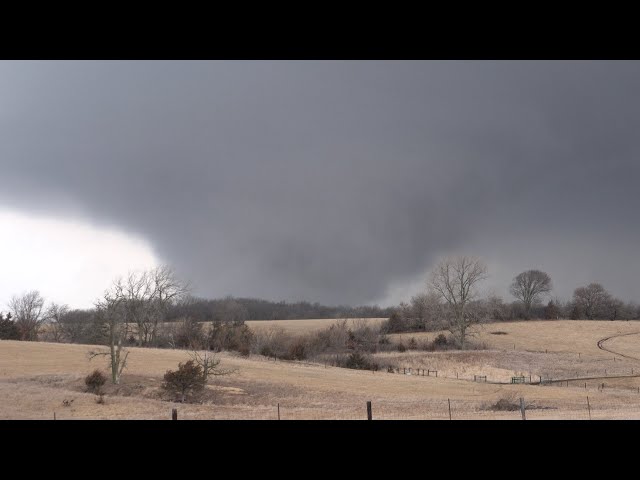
110 327 119 384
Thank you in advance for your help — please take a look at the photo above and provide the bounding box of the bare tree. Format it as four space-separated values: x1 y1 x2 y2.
89 289 130 384
485 295 511 321
58 309 97 344
146 265 190 344
573 283 612 320
509 270 553 318
45 302 69 343
188 350 235 382
114 265 189 347
429 256 488 349
8 291 46 341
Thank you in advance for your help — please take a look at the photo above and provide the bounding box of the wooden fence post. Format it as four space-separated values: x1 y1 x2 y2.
520 398 526 420
53 412 56 421
172 408 178 420
448 399 452 420
367 401 372 420
587 396 591 420
278 403 280 420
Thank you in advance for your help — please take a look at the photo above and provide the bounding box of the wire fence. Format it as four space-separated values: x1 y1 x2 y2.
148 397 640 420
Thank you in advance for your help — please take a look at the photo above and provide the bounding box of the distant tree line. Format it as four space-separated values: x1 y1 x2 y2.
2 259 639 360
382 259 640 340
165 296 394 322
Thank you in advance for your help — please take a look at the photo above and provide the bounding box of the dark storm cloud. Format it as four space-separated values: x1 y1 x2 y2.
2 61 640 304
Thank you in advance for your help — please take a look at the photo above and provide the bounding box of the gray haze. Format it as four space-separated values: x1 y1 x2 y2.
1 61 640 306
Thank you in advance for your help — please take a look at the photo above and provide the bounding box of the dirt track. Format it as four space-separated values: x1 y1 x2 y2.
597 331 640 361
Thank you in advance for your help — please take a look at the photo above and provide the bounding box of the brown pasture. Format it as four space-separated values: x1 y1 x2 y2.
1 320 640 419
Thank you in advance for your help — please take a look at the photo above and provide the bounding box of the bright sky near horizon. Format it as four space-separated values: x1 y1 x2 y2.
0 208 159 310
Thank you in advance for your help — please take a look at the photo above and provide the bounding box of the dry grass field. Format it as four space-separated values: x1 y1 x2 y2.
245 318 387 335
2 320 640 419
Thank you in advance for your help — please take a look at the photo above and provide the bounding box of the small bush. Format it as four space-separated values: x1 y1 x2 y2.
433 334 448 346
396 342 406 352
85 369 107 394
380 312 406 334
387 365 395 373
95 394 105 405
175 317 205 349
0 317 19 340
260 345 275 357
162 360 205 403
487 397 520 411
378 335 391 345
408 337 418 350
344 351 375 370
208 322 254 354
284 338 307 360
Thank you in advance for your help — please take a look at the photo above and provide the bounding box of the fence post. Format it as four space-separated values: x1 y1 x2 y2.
520 397 526 420
367 401 372 420
456 371 458 379
587 396 591 420
278 403 280 420
172 408 178 420
53 412 56 421
448 399 452 420
435 371 438 378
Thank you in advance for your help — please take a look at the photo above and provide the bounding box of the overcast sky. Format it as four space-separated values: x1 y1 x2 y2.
1 61 639 308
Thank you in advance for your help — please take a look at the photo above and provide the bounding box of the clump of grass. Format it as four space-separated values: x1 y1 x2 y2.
490 331 508 335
